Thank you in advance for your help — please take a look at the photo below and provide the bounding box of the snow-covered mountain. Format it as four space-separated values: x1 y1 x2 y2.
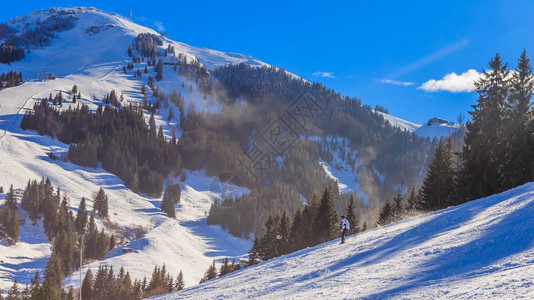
0 7 261 292
376 111 459 139
153 182 534 299
0 6 458 296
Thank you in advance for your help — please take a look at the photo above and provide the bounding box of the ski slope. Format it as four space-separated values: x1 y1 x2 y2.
0 7 258 293
153 182 534 299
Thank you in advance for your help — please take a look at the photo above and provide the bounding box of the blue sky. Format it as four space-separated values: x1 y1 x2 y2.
2 0 534 123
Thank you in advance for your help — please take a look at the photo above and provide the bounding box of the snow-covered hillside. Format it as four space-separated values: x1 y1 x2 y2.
376 111 459 139
153 182 534 299
0 7 260 293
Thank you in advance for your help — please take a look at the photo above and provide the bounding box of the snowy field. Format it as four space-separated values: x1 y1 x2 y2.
154 182 534 299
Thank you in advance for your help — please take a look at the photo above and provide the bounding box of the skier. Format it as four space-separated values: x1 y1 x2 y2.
340 215 350 244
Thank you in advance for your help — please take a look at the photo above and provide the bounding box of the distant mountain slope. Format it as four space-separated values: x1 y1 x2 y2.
153 182 534 299
376 111 459 139
0 7 268 80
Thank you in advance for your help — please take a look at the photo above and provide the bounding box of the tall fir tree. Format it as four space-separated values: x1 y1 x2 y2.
5 184 16 208
459 53 509 201
377 198 393 226
503 50 534 188
421 138 456 210
313 186 338 244
75 197 88 234
345 195 359 234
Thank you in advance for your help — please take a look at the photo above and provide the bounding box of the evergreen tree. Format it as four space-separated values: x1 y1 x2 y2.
421 138 456 210
345 195 359 234
93 188 109 218
175 270 185 291
459 53 509 201
75 197 88 234
392 188 404 218
503 50 534 188
277 212 291 255
377 198 392 226
199 261 217 283
2 206 20 244
313 186 337 244
155 59 163 81
406 185 420 211
5 184 16 208
7 280 19 300
247 237 261 266
219 257 233 277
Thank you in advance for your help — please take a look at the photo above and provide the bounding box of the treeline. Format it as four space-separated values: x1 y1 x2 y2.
0 71 23 89
80 264 185 300
212 63 433 195
19 178 116 294
200 63 431 237
199 258 242 284
249 186 356 262
20 100 182 197
4 263 185 300
419 51 534 211
134 33 162 59
0 44 25 63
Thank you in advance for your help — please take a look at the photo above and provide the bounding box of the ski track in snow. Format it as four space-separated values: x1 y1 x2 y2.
153 183 534 299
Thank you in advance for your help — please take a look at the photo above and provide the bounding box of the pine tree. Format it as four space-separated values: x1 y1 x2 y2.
93 188 108 218
7 279 19 300
2 206 20 244
459 53 509 201
248 236 261 266
155 59 163 81
219 257 233 277
277 212 291 255
75 197 88 234
392 189 404 218
422 138 456 210
313 186 337 244
406 185 420 211
377 198 392 226
149 113 157 137
503 50 534 188
199 261 217 283
345 195 359 234
5 184 16 208
175 270 184 291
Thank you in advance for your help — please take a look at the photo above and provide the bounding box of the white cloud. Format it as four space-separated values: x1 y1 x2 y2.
154 20 165 32
312 71 335 78
378 79 414 86
418 69 483 93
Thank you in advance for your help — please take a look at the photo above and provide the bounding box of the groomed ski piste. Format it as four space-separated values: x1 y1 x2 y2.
153 182 534 299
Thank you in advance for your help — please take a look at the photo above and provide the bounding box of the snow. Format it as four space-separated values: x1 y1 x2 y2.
0 210 51 290
0 7 264 294
376 111 459 139
309 136 368 201
153 182 534 299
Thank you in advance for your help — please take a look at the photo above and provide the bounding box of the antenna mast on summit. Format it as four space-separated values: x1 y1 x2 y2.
129 8 132 21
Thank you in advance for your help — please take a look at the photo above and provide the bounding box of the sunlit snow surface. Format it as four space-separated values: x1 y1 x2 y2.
153 183 534 299
0 7 255 292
